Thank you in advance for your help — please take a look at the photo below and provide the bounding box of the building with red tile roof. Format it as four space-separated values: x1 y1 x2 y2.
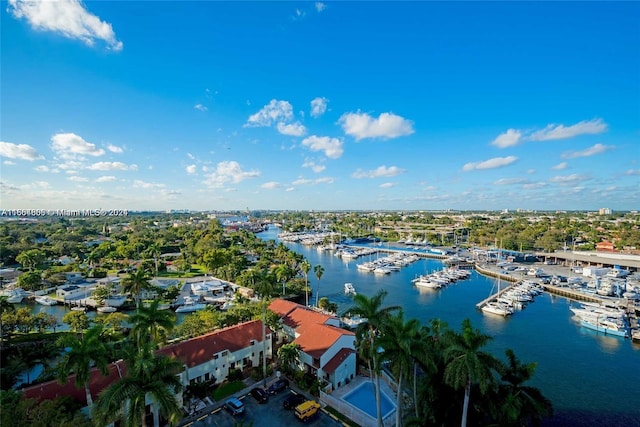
269 299 356 391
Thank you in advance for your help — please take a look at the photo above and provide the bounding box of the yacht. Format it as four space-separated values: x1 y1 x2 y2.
97 306 117 313
580 316 629 338
344 283 357 295
35 296 58 306
481 301 514 317
175 296 207 313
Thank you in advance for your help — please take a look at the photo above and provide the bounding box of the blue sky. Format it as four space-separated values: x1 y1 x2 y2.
1 1 639 212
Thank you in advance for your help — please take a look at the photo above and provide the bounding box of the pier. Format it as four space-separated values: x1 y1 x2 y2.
474 264 521 309
475 283 519 309
542 285 603 304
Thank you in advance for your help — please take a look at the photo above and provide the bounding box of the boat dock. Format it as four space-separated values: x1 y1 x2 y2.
542 285 603 304
475 282 518 309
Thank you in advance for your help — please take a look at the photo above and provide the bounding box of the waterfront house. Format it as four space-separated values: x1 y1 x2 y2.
269 299 356 391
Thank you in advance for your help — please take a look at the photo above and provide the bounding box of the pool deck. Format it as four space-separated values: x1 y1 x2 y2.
321 375 397 427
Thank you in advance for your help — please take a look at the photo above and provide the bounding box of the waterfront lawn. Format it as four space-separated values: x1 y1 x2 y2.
212 381 245 401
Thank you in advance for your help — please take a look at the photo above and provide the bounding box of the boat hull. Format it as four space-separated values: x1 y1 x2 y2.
580 320 628 338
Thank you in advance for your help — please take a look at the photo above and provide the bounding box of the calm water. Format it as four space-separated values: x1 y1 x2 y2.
258 227 640 427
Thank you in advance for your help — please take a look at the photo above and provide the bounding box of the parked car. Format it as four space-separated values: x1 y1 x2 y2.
250 387 269 403
224 397 245 415
267 378 290 395
294 400 321 422
283 392 306 409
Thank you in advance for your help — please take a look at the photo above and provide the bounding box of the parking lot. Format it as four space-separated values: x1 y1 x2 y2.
185 387 341 427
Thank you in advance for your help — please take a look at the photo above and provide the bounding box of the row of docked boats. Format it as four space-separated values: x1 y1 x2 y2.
411 267 471 289
481 280 544 317
357 252 420 274
570 302 631 338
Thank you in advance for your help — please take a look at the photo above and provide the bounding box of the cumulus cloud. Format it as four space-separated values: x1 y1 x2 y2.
35 165 50 172
528 119 607 141
339 112 414 140
95 175 116 182
261 181 281 189
552 162 568 170
315 2 327 12
68 175 88 182
379 182 396 188
549 173 590 185
194 103 208 112
493 178 530 185
352 165 405 179
133 180 165 189
107 144 123 153
87 161 136 171
245 99 294 127
490 129 522 148
203 160 260 188
51 133 105 158
310 97 328 117
292 176 334 185
302 159 325 173
0 141 44 160
186 164 197 174
301 135 344 159
624 169 640 176
8 0 123 51
462 156 518 171
277 122 307 137
561 143 614 159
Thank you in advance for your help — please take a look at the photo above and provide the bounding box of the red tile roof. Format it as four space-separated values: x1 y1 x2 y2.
322 348 355 374
269 299 332 330
157 320 269 368
293 323 354 359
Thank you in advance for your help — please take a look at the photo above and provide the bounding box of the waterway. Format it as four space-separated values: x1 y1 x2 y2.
257 227 640 427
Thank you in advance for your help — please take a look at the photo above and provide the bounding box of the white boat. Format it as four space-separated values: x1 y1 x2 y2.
175 296 207 313
104 294 128 307
71 306 86 312
35 296 58 306
344 283 357 295
3 290 25 304
412 275 442 289
580 316 629 338
97 306 117 313
481 301 514 316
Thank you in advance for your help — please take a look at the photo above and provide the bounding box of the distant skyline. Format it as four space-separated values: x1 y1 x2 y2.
1 1 639 212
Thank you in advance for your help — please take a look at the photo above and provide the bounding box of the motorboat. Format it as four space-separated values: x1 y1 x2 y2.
580 316 629 338
344 283 357 295
481 301 514 317
104 294 127 307
35 296 58 306
175 296 207 313
97 306 117 313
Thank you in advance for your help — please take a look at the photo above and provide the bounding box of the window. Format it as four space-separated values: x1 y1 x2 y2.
205 373 210 381
213 354 219 360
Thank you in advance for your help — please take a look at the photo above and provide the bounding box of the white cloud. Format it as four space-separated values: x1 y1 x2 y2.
203 161 260 188
310 97 328 117
552 162 568 170
277 122 307 137
315 2 327 12
194 103 208 112
528 119 607 141
462 156 518 171
107 144 123 153
3 160 16 165
490 129 522 148
133 180 165 189
561 143 614 159
549 174 590 185
624 169 640 176
186 164 197 174
8 0 123 51
493 178 529 185
0 141 44 160
523 182 547 189
245 99 294 127
261 181 281 189
315 177 334 184
87 161 136 171
301 135 344 159
302 159 326 173
352 165 405 179
68 175 88 182
339 112 414 141
51 133 105 158
379 182 395 188
292 176 334 185
285 187 295 192
95 175 116 183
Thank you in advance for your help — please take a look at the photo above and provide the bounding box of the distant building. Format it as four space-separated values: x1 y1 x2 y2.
596 240 616 252
598 208 612 215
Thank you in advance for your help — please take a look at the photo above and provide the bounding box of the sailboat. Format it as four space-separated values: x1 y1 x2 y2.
481 275 514 317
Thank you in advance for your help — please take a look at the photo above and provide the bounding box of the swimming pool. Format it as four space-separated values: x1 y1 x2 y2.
342 381 395 419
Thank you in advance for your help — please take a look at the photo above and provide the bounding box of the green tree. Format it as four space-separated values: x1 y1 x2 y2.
92 342 184 427
0 295 15 342
62 311 90 334
122 269 153 308
16 248 45 271
300 259 311 306
17 270 43 291
57 324 111 408
129 300 176 347
277 342 301 373
343 290 400 427
313 264 324 307
443 318 501 427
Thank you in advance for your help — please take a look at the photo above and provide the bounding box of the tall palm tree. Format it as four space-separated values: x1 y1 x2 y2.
129 300 176 347
122 269 152 308
274 264 290 296
93 342 184 427
57 324 111 408
494 349 553 426
343 290 400 427
300 260 311 306
378 311 422 427
443 318 501 427
146 242 161 276
313 264 324 307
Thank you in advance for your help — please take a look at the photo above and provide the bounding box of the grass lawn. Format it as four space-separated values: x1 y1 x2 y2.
212 381 246 401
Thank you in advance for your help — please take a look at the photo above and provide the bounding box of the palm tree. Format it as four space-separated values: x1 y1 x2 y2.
300 260 311 306
343 290 400 427
146 242 161 276
378 311 422 427
494 349 553 426
122 269 152 308
129 300 176 347
313 264 324 307
274 264 290 296
277 342 301 373
57 324 111 408
93 342 184 427
443 318 501 427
